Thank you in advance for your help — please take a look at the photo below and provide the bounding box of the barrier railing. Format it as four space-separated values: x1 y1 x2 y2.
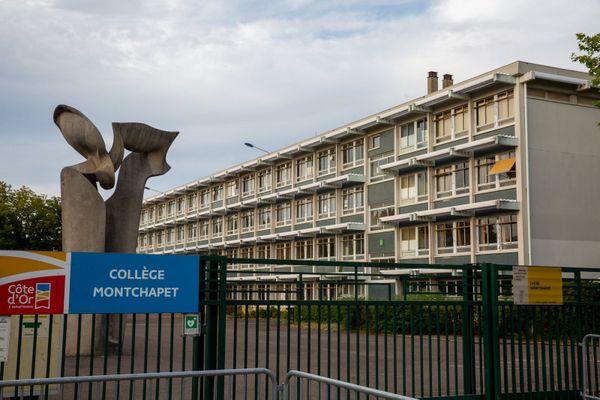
582 334 600 400
284 370 418 400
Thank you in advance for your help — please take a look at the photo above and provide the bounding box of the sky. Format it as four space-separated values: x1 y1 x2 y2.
0 0 598 198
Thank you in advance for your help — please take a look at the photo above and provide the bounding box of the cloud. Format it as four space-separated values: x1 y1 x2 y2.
0 0 598 197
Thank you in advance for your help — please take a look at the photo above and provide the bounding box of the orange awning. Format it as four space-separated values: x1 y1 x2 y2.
488 157 516 175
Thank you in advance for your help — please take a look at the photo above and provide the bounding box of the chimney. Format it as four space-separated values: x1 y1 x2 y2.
442 74 453 88
427 71 438 94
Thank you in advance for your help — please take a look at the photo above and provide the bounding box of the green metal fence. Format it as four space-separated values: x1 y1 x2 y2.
1 256 599 400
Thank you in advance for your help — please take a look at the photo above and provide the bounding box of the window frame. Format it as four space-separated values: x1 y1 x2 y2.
317 192 337 219
341 139 364 169
276 163 292 188
276 202 292 227
317 148 336 176
295 155 314 183
295 197 314 223
341 186 364 215
475 90 515 132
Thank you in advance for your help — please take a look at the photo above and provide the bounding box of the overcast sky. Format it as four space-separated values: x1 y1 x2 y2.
0 0 598 198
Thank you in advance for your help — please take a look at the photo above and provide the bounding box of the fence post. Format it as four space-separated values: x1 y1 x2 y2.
216 257 228 400
461 265 475 396
202 257 220 400
192 257 206 400
481 263 500 400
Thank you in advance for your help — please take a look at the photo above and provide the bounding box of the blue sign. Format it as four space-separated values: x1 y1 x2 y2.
68 253 200 313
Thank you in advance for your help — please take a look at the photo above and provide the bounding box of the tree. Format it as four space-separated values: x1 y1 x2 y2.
571 32 600 109
0 182 61 250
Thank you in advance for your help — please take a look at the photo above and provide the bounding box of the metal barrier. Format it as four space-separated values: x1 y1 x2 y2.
0 368 278 399
582 334 600 400
284 370 418 400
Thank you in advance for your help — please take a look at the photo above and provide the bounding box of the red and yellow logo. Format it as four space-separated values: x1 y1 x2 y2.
0 251 68 314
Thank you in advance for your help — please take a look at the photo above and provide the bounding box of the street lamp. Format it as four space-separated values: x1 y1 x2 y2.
144 186 164 194
244 142 270 154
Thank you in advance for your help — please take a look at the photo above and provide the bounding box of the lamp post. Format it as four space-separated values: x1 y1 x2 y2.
144 186 164 194
244 142 270 154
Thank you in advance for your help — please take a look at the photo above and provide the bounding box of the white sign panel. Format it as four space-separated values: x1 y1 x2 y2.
0 315 10 362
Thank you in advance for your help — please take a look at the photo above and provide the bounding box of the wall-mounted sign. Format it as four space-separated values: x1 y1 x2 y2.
183 314 200 336
513 266 563 305
0 316 10 362
0 251 68 315
0 251 201 314
68 253 200 314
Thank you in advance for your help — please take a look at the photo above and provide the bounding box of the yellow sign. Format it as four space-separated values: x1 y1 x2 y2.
512 266 563 305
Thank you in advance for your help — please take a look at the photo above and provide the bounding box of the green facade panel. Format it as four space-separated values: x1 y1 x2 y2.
433 137 468 151
434 255 471 265
476 252 518 265
368 180 395 205
275 226 292 234
368 231 395 257
368 129 394 157
474 188 517 202
398 148 427 161
341 214 364 223
294 222 314 230
433 195 469 209
342 166 365 175
473 124 515 140
399 202 429 214
316 218 336 227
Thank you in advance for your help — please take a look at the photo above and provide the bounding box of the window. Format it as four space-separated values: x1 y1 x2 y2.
475 90 514 132
435 162 469 199
370 152 394 182
257 169 272 193
400 171 428 205
147 233 153 246
275 242 292 260
258 207 271 230
177 197 184 215
370 135 381 149
276 163 292 187
226 180 239 198
478 214 517 251
226 214 238 235
241 210 254 233
295 240 314 260
436 220 470 254
400 226 429 258
242 175 255 197
212 185 223 202
256 244 271 259
199 221 209 239
295 198 313 223
475 151 516 191
341 139 364 168
317 148 336 176
187 193 197 211
157 204 165 220
188 223 197 241
166 228 174 244
400 119 427 153
212 217 223 237
148 208 155 223
434 105 469 143
341 234 364 260
276 202 292 226
370 204 394 231
239 247 253 259
167 201 175 217
156 231 164 246
342 187 364 215
200 189 210 207
317 237 335 259
296 156 314 182
317 192 336 219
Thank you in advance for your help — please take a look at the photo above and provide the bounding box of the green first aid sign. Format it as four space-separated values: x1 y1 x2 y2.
183 314 199 336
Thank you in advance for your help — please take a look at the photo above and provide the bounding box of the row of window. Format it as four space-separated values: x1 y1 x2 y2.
398 151 516 205
139 215 517 259
399 214 518 257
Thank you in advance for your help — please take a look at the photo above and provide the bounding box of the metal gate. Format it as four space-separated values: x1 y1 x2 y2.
1 256 599 399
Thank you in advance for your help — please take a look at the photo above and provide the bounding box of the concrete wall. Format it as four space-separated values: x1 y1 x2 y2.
527 98 600 266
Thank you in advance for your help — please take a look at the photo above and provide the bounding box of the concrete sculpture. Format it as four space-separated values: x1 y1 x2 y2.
54 105 178 254
54 105 178 355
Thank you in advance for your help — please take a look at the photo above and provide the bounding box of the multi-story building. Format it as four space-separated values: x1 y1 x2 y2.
137 61 600 297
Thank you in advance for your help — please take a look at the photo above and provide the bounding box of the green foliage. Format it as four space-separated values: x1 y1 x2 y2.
571 32 600 110
0 181 61 250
